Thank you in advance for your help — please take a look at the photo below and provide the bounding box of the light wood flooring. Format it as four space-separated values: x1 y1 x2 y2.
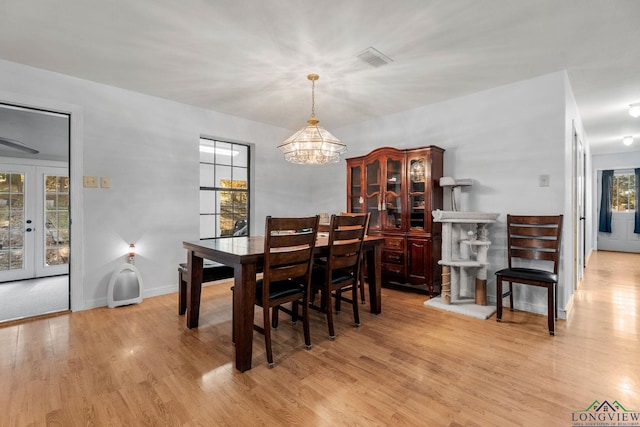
1 250 638 426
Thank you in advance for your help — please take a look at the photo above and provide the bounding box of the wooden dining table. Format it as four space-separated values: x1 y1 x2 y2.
182 234 384 372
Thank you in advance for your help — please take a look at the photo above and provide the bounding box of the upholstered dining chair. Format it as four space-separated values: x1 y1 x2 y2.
495 214 563 335
253 215 319 368
310 213 368 340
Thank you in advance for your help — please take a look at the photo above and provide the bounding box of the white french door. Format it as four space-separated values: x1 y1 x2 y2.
0 163 69 282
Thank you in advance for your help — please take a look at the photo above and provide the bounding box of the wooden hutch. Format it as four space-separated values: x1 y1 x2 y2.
346 146 444 295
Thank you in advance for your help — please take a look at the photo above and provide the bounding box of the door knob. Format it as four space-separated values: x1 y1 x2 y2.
26 228 33 232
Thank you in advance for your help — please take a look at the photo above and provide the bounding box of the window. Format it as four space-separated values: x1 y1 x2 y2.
199 138 250 239
612 172 636 212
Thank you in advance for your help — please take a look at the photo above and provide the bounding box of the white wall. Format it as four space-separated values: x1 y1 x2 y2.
0 58 321 309
309 72 582 318
592 152 640 253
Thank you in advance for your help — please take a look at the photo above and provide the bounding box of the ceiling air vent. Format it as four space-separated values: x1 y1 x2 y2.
356 47 393 68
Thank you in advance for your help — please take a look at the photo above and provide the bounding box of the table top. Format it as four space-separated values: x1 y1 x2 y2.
183 235 384 265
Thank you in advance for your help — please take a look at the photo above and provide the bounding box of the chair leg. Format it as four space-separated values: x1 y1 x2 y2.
324 287 336 340
264 307 274 368
352 283 360 327
178 270 187 315
291 301 299 325
359 273 366 304
302 296 311 349
548 284 555 336
554 283 558 319
496 278 503 322
508 281 514 310
272 306 279 329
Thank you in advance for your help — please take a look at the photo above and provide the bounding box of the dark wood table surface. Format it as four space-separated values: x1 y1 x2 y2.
182 235 384 372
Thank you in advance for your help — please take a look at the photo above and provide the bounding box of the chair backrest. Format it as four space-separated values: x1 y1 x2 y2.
262 216 320 294
340 212 371 236
326 213 369 278
507 215 563 273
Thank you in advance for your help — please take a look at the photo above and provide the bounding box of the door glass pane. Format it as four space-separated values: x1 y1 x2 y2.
367 196 379 230
366 160 380 195
410 157 426 230
351 166 361 197
385 193 402 230
349 166 362 213
410 158 426 192
0 172 25 271
386 158 402 194
410 195 425 230
44 174 69 267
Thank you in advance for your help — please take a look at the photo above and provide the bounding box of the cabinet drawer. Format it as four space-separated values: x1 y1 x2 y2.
382 250 404 264
384 237 404 250
382 262 405 276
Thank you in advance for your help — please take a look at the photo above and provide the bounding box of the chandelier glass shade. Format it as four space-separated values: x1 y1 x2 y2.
278 74 346 165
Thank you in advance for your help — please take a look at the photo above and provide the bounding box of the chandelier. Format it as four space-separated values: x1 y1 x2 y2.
278 74 347 165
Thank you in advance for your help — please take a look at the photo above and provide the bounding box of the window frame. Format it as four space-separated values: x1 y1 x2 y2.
612 170 636 213
199 137 250 240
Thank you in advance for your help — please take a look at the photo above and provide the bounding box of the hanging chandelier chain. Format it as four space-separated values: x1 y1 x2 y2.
311 78 316 118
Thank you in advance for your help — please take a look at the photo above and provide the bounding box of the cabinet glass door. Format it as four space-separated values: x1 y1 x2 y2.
349 165 363 213
383 157 403 230
365 159 380 230
409 156 427 231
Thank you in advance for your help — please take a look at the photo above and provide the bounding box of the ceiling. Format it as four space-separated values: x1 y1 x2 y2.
0 0 639 154
0 104 69 162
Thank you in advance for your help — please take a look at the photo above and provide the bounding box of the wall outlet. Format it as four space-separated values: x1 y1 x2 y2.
101 177 110 188
539 174 550 187
83 176 98 188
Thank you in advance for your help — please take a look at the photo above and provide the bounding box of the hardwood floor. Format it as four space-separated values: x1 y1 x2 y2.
1 251 638 426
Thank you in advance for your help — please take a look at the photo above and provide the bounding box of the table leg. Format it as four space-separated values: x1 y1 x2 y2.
186 250 204 328
234 262 257 372
366 244 382 314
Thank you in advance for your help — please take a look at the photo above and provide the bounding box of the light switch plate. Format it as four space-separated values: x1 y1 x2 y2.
101 177 110 188
83 176 98 188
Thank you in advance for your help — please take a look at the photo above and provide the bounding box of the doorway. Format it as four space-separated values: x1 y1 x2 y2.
0 103 70 322
0 164 69 282
573 124 586 289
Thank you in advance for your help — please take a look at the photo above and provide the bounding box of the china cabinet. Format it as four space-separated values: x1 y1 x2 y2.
346 146 444 294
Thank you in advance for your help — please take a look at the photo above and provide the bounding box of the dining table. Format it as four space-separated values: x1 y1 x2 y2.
182 234 385 372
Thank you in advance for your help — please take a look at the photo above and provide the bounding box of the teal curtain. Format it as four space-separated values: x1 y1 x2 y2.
599 170 613 233
635 168 640 234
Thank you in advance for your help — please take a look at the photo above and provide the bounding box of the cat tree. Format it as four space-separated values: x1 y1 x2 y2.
426 177 499 319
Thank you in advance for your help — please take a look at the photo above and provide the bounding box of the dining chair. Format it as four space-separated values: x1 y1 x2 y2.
336 212 371 312
253 215 319 367
495 214 563 335
310 213 368 340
